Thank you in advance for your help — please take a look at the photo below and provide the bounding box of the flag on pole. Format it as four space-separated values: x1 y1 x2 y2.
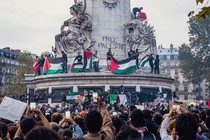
139 54 150 67
110 55 138 74
43 57 63 74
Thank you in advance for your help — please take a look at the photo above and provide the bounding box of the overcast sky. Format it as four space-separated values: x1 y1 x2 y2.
0 0 199 55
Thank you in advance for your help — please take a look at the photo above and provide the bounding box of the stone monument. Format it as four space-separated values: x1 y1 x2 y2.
55 0 156 66
23 0 174 105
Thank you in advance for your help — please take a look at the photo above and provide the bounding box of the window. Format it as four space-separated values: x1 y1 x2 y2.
184 86 188 92
167 69 170 75
175 69 179 74
174 55 178 60
170 55 175 60
162 55 167 60
167 55 170 60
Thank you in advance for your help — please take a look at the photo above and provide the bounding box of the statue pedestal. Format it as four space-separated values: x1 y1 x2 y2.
24 72 174 104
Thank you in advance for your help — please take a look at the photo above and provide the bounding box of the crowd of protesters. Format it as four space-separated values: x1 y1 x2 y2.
1 88 210 140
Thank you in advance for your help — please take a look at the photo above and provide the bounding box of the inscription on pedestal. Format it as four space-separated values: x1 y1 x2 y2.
97 36 125 50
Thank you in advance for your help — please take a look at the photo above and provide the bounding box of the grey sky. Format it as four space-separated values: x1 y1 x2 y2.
0 0 199 55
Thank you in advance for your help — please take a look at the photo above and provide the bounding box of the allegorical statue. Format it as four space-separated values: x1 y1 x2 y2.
55 0 94 54
124 9 157 59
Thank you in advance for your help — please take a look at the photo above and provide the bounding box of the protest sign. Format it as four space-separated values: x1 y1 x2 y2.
135 105 144 111
0 96 27 122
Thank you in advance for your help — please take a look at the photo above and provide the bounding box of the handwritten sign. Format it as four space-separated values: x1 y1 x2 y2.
0 97 27 122
97 36 125 50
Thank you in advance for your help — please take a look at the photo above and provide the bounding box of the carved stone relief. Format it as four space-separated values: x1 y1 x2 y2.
102 0 118 9
55 0 95 54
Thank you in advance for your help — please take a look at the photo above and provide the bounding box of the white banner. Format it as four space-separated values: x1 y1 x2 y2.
0 97 27 122
118 94 128 105
135 105 144 111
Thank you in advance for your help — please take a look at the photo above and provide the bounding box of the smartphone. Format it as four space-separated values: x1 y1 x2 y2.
113 112 117 116
65 111 71 119
30 103 36 109
172 105 177 110
92 92 98 103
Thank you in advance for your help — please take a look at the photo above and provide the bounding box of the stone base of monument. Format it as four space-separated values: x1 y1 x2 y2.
23 71 174 105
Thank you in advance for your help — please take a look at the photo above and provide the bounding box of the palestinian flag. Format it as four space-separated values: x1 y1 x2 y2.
110 94 128 105
83 50 93 70
139 54 150 67
71 50 93 72
43 57 63 74
33 60 40 72
110 55 138 74
66 92 84 100
71 64 84 72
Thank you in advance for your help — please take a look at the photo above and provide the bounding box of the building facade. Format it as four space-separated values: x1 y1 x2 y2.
0 47 21 94
157 44 196 100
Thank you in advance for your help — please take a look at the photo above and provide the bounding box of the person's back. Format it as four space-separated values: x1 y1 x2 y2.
130 109 156 140
143 109 159 139
26 126 61 140
175 113 198 140
115 126 141 140
83 101 115 140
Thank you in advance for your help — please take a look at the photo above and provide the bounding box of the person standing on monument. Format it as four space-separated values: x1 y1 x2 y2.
135 49 139 69
61 51 68 73
149 54 154 73
106 48 114 70
34 91 41 107
33 56 40 76
154 55 160 74
93 50 100 72
38 55 45 75
74 52 83 65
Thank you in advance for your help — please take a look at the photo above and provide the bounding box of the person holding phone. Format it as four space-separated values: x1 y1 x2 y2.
34 92 41 107
83 99 115 139
59 112 84 138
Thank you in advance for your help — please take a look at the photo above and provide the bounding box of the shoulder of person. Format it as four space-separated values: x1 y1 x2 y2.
143 131 156 140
